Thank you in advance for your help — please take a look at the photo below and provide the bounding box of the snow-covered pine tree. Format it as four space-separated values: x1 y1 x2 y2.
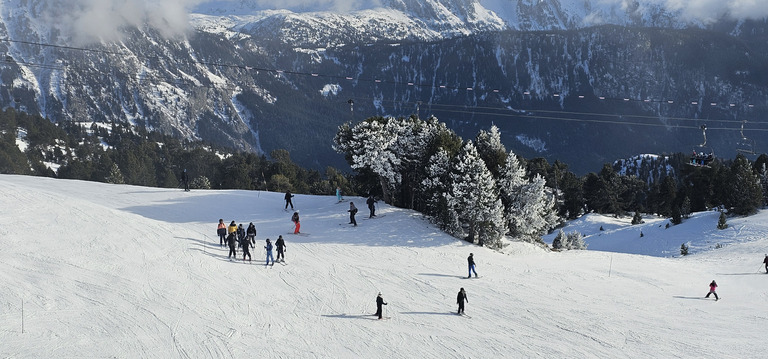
502 163 560 244
474 125 507 178
449 141 505 248
422 149 461 234
498 150 527 211
565 231 587 250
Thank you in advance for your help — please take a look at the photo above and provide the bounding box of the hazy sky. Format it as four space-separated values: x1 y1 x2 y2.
48 0 768 44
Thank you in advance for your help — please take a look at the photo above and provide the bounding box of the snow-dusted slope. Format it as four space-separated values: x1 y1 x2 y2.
1 174 767 357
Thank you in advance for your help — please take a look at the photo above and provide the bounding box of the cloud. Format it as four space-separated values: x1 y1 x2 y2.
48 0 204 44
651 0 768 23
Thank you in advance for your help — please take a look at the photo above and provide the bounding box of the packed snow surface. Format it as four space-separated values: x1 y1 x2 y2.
1 174 767 358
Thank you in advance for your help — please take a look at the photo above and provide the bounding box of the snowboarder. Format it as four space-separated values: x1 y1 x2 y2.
291 211 301 234
336 186 343 202
246 222 257 247
275 235 286 262
237 224 245 247
705 280 719 300
265 238 274 266
217 219 226 247
366 195 376 218
226 231 238 260
763 254 768 273
467 253 478 278
375 292 388 319
180 169 189 192
285 190 294 210
457 288 468 314
348 202 358 226
241 234 252 262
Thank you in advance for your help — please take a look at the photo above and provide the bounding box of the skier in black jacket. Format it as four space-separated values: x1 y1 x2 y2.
275 235 286 263
457 288 468 314
237 224 246 248
226 232 238 260
366 195 376 218
241 234 252 262
284 191 294 210
375 292 388 319
246 222 257 247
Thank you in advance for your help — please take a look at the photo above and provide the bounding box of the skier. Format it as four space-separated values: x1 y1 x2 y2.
348 202 358 226
246 222 257 247
467 253 478 278
457 288 468 314
265 238 274 266
237 224 245 248
241 233 252 262
366 195 376 218
705 280 719 301
375 292 388 319
336 186 343 202
180 169 189 192
284 190 294 210
291 210 301 234
217 219 226 247
226 231 238 260
763 254 768 273
227 220 237 238
275 235 286 263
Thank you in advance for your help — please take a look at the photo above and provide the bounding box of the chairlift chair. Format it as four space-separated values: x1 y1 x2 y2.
689 124 715 167
736 120 757 155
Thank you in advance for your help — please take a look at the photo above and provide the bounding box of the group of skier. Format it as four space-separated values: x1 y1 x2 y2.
374 253 478 319
217 218 286 265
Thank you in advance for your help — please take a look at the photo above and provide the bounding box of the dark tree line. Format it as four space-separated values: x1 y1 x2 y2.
0 108 355 196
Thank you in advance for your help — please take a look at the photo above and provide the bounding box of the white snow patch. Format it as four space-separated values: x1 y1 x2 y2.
320 83 342 97
516 134 547 153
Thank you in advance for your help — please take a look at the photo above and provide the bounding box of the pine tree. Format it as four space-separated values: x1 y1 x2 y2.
449 141 505 248
106 163 125 184
422 150 460 234
474 125 507 178
505 173 560 243
565 231 587 250
759 163 768 207
727 154 762 215
680 196 692 219
552 229 566 250
717 212 728 230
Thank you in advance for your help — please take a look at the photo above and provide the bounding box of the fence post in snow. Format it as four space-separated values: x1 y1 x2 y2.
608 256 613 278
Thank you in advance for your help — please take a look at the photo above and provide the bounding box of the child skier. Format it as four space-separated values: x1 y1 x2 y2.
348 202 358 226
265 238 274 266
336 187 343 202
705 280 719 300
275 235 286 263
291 211 301 234
226 231 238 260
217 219 226 247
457 288 468 314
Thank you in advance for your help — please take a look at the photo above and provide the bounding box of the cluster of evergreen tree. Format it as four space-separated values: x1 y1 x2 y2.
334 116 768 249
334 117 561 249
0 108 354 195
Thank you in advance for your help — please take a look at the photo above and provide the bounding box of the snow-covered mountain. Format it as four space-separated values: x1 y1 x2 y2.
1 0 768 174
2 174 767 357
